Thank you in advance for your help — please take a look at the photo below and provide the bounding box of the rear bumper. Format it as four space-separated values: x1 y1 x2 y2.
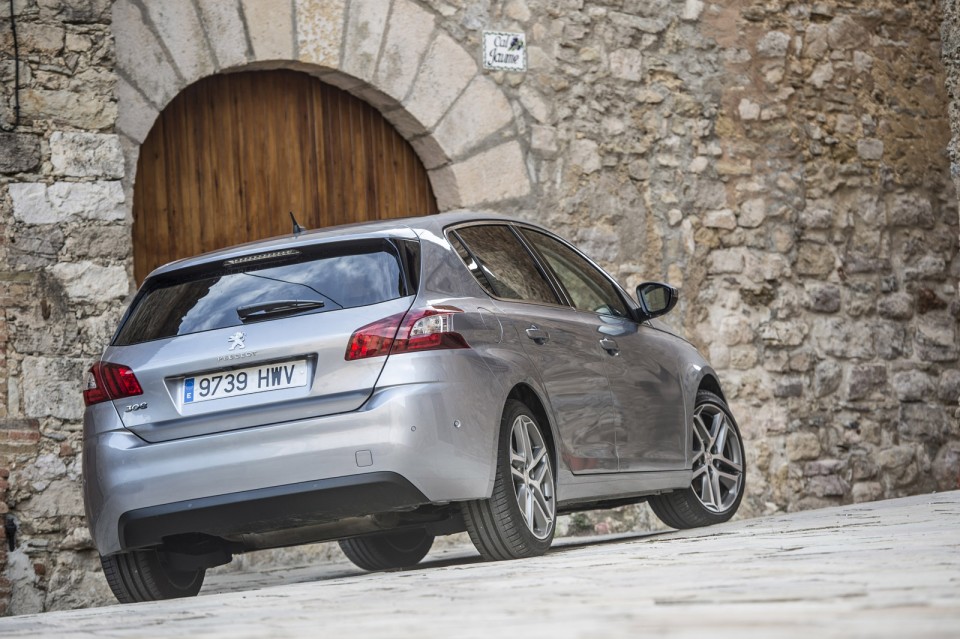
118 472 428 550
84 377 501 556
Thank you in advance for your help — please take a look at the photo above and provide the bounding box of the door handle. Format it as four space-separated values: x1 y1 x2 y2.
525 326 550 345
599 337 619 355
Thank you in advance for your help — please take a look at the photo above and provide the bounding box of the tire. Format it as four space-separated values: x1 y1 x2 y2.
462 399 556 561
100 549 205 603
338 528 434 571
649 390 746 529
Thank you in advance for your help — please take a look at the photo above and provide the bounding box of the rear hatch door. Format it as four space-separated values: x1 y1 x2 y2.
106 236 418 443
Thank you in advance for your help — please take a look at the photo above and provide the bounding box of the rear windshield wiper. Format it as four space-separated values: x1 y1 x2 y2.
237 299 325 322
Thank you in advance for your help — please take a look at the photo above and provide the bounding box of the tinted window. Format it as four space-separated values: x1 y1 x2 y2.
115 240 412 345
521 230 628 318
452 225 559 305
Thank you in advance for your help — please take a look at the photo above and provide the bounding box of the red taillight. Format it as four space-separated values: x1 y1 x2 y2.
345 307 469 361
83 362 143 406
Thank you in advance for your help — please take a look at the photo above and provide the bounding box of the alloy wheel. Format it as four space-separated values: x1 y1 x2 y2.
509 414 555 540
690 403 744 513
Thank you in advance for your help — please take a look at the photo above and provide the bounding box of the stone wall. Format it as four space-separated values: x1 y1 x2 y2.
0 0 958 615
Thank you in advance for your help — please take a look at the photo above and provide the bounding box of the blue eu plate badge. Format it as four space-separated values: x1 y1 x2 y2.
184 378 195 403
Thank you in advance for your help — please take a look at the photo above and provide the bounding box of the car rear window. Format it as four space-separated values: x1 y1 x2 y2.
114 239 417 346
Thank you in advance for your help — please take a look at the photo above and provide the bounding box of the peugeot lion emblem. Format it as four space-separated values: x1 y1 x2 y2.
227 331 246 350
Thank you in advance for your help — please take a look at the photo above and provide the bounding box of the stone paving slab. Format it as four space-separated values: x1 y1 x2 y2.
1 491 958 638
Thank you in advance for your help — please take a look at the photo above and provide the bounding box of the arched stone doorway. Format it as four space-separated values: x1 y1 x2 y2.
132 70 437 282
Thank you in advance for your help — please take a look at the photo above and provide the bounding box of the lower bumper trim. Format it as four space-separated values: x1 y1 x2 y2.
117 471 430 551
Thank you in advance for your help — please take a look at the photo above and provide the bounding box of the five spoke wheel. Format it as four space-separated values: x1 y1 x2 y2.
509 414 556 540
690 403 744 513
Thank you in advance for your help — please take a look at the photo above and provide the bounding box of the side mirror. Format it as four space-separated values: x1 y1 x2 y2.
636 282 678 320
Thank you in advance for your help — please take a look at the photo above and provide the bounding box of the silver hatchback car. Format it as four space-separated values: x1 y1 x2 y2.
83 211 746 603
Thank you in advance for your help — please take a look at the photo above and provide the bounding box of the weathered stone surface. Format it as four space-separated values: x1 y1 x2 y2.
939 369 960 404
197 0 250 69
341 0 391 81
10 182 125 224
916 314 958 362
49 262 129 302
241 0 295 61
296 0 346 68
432 141 530 209
406 34 477 130
877 292 914 320
609 49 643 82
113 0 180 108
787 432 821 462
375 0 435 102
144 0 215 84
898 403 948 443
756 31 790 58
20 357 85 421
851 481 883 503
891 370 935 402
932 443 960 490
887 194 934 228
807 284 841 313
0 133 41 174
434 76 513 160
116 76 160 144
846 365 887 400
50 132 124 178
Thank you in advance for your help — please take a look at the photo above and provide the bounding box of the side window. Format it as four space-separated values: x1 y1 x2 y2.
520 229 629 318
451 225 560 305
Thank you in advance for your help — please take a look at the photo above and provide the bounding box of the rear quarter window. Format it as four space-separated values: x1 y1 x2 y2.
114 239 416 346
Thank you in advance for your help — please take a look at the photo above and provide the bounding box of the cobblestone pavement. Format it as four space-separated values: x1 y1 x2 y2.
1 491 958 638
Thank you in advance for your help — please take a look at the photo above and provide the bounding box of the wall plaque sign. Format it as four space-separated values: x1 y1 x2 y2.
482 31 527 72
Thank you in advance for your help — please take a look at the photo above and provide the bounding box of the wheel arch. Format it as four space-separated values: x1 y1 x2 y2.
696 372 727 403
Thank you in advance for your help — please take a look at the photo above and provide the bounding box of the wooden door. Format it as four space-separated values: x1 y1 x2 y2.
133 70 438 282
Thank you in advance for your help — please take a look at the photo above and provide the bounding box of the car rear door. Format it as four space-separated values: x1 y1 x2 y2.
517 228 687 472
449 224 619 474
103 237 418 443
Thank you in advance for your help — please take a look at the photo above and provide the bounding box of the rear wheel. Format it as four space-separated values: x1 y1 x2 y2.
462 399 556 561
649 390 746 529
338 528 434 571
100 549 205 603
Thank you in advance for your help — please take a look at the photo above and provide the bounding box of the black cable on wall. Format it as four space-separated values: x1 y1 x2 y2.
1 0 21 132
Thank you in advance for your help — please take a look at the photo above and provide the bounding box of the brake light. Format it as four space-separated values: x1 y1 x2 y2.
83 362 143 406
345 307 469 360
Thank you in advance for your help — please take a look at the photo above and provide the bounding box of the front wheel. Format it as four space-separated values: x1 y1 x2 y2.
462 399 556 561
649 390 746 529
338 528 434 571
100 549 205 603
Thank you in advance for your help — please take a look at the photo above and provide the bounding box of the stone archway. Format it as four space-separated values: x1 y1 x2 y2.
113 0 532 215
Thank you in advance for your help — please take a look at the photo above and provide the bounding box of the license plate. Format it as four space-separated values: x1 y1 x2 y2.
183 359 308 404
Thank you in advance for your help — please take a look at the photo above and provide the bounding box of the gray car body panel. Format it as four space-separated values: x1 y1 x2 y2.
83 210 724 556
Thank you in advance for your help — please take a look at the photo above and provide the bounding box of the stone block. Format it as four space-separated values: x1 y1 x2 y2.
406 34 478 130
435 141 531 209
0 133 41 174
704 209 736 230
812 318 875 359
113 0 180 109
898 403 947 443
806 474 848 498
851 481 882 503
10 182 126 224
796 242 834 277
530 125 558 157
798 207 833 229
681 0 704 21
434 76 513 160
197 0 250 69
50 132 124 178
116 77 160 144
756 31 790 58
809 61 834 89
846 364 887 400
933 443 960 491
21 87 117 130
242 0 295 61
938 369 960 403
144 0 215 83
857 138 883 161
876 444 915 471
296 0 346 69
708 248 745 274
877 292 914 320
609 12 666 34
759 320 807 347
774 379 804 398
807 284 840 313
738 198 766 228
375 0 435 102
27 480 86 518
609 50 642 82
916 314 958 362
888 194 934 228
891 371 935 402
341 0 391 82
49 262 129 303
873 322 912 359
787 432 821 461
21 357 85 421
